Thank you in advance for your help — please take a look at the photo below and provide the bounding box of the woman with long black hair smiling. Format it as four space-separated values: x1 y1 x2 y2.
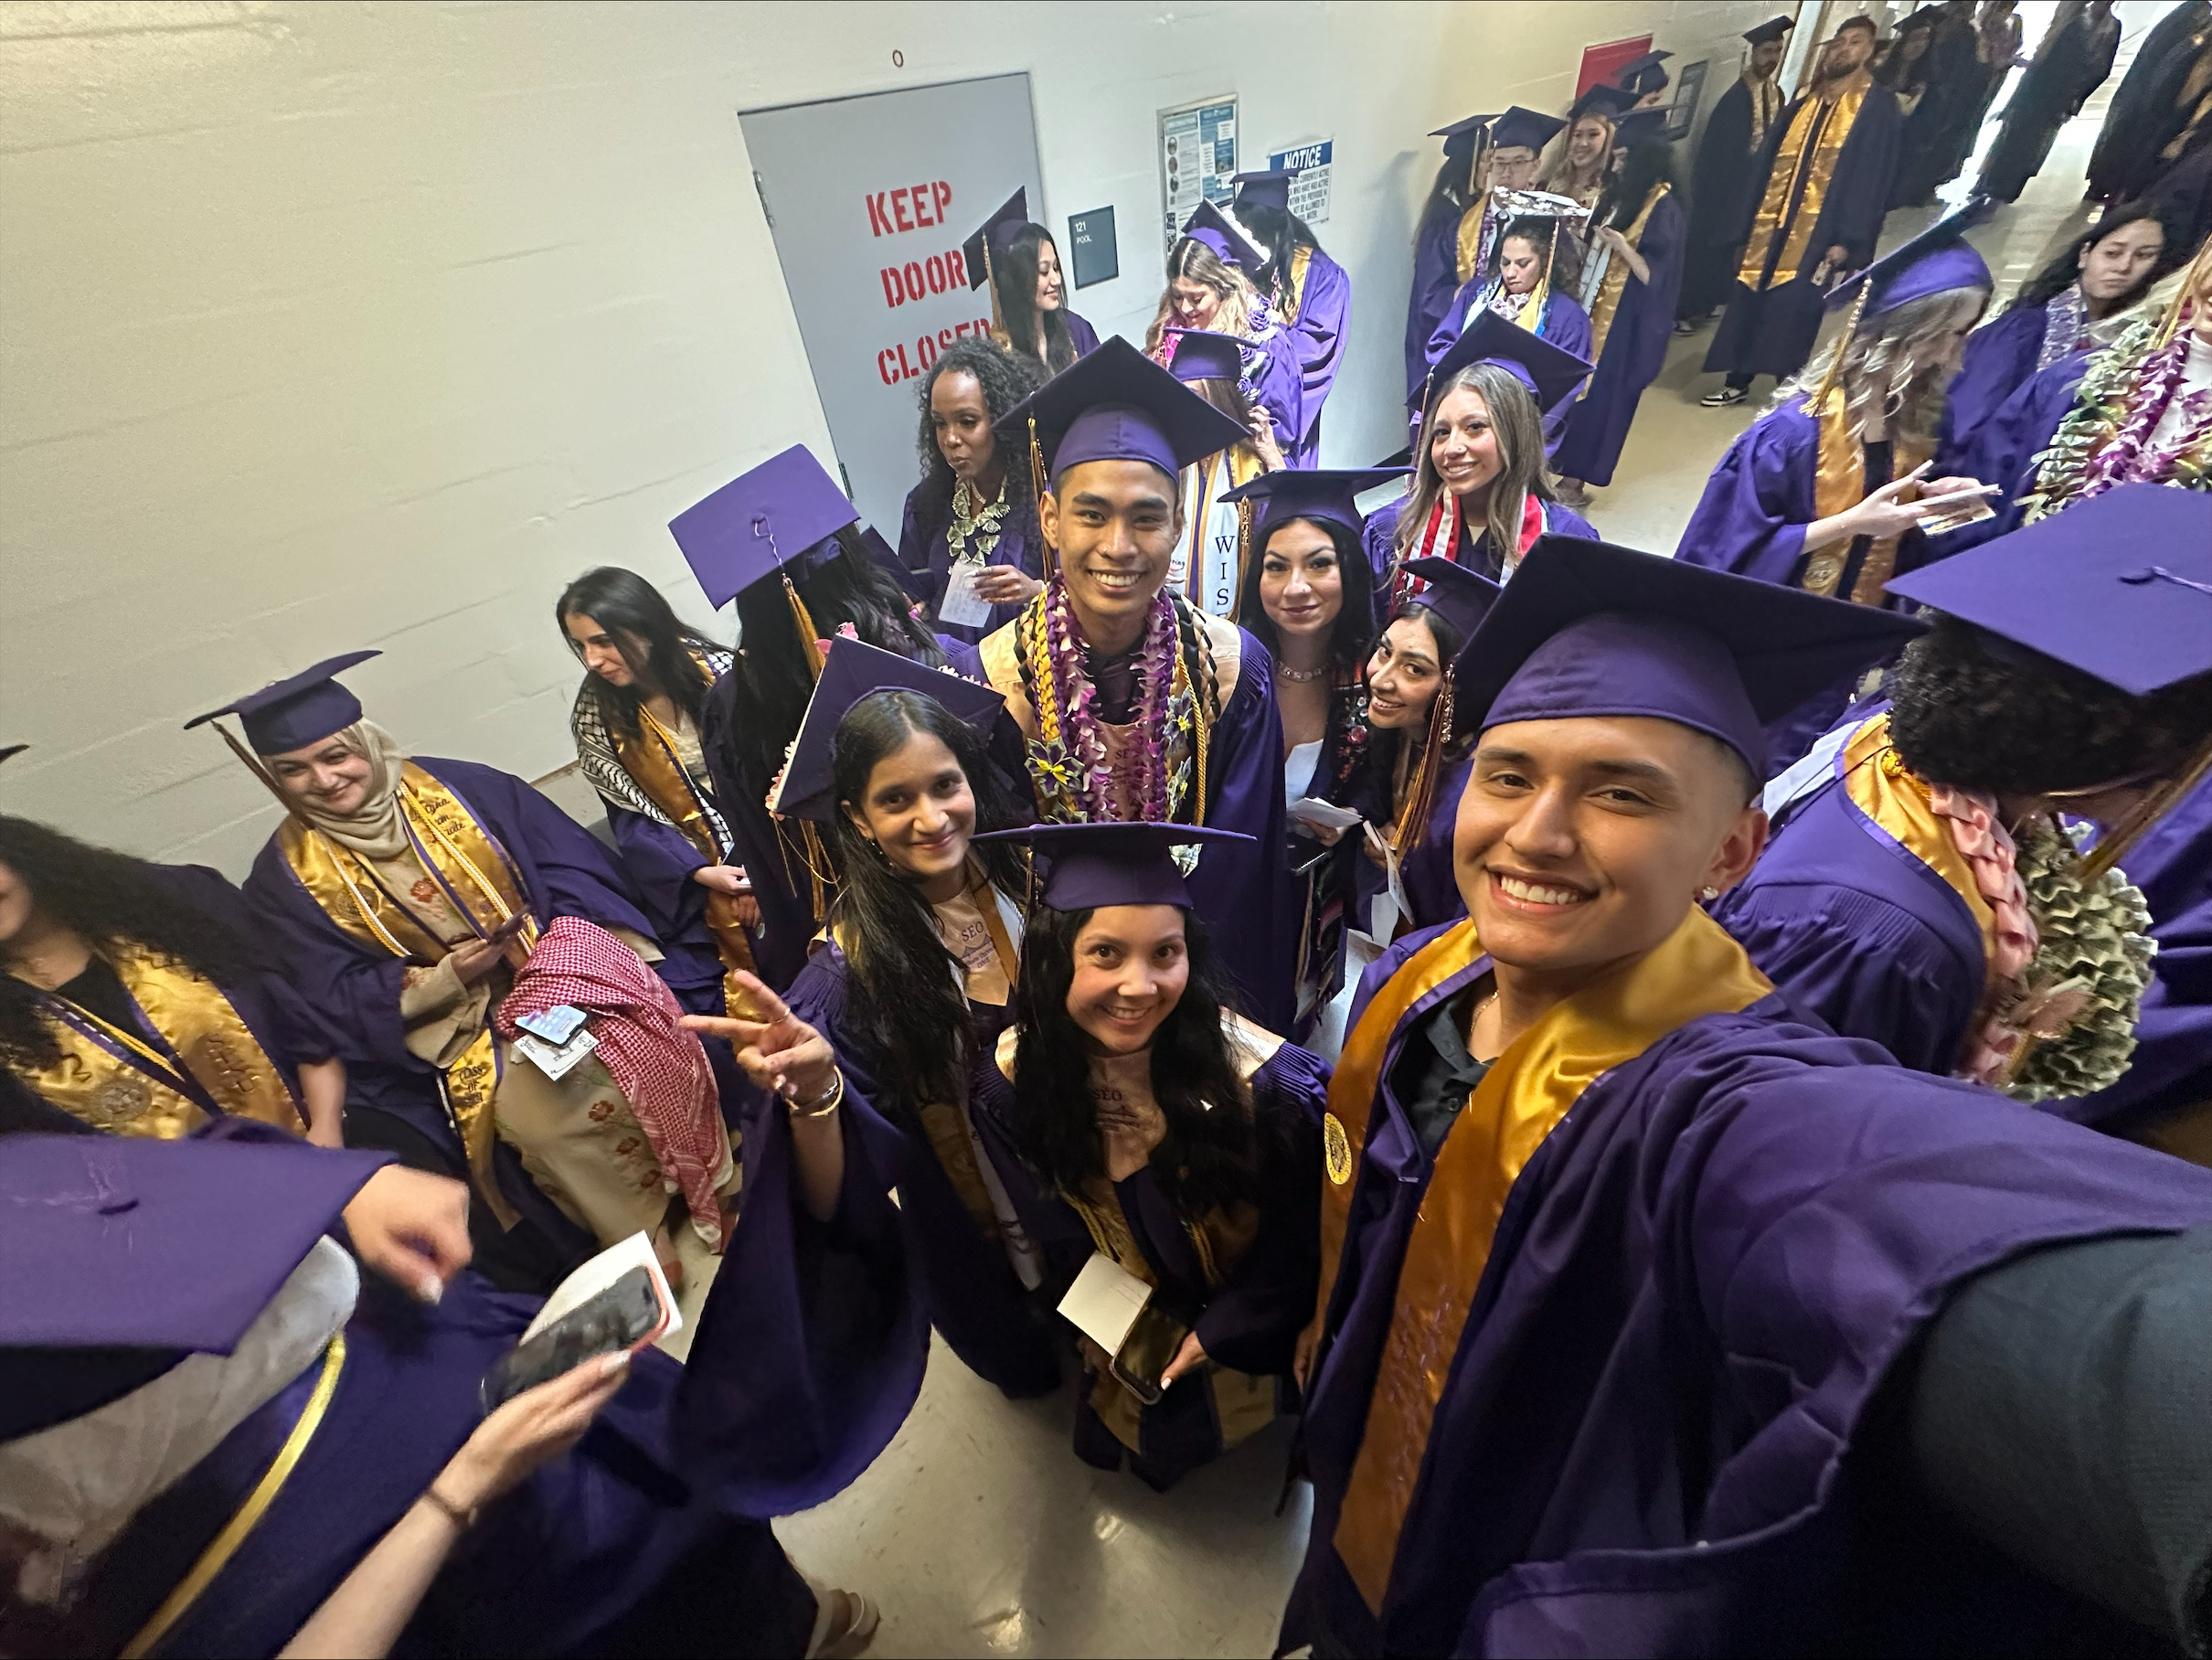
992 222 1101 377
971 821 1326 1492
774 652 1064 1397
897 338 1045 646
558 566 756 1027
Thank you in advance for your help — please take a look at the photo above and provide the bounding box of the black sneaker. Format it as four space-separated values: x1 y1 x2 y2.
1699 386 1749 408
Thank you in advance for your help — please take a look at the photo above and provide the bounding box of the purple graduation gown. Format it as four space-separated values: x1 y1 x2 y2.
19 1113 920 1658
243 755 658 1248
1281 922 2212 1658
1200 633 1299 1032
972 1039 1328 1488
2060 773 2212 1136
1362 495 1599 589
1408 204 1467 397
1066 310 1101 356
1937 302 2066 474
896 481 1041 646
1704 82 1903 380
1426 289 1594 452
784 937 1063 1398
1551 192 1688 486
601 803 729 1017
1281 248 1352 468
1944 350 2094 547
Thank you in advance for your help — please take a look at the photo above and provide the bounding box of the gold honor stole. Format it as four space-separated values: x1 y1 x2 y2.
280 761 538 1218
611 706 761 1011
22 945 302 1139
1317 910 1772 1613
1736 88 1866 293
1803 391 1934 602
1837 712 1998 982
1582 184 1671 370
1281 244 1315 328
1455 195 1494 288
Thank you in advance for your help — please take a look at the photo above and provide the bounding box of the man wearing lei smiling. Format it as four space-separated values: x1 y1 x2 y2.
977 337 1293 1030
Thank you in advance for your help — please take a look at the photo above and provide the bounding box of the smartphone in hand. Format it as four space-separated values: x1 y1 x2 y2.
480 1264 667 1412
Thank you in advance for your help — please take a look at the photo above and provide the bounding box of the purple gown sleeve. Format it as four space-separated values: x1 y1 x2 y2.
1938 304 2047 473
1398 752 1473 934
1539 295 1595 449
1193 1043 1328 1376
1198 632 1295 1033
1943 353 2090 548
1248 330 1304 463
605 803 722 997
1408 208 1464 396
1066 311 1102 356
246 841 415 1069
1284 249 1351 463
1427 275 1481 367
1675 404 1818 582
895 486 940 606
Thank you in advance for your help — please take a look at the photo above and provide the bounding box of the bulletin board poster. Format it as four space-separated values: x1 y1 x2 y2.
1576 35 1654 98
1160 98 1238 252
1267 139 1333 224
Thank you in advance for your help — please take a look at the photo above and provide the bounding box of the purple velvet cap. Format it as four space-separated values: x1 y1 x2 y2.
1221 467 1409 539
669 444 858 610
1492 105 1568 155
769 636 1007 822
973 821 1254 911
1433 112 1505 158
1399 557 1503 643
1570 84 1635 123
1884 484 2212 696
1163 326 1247 385
1826 195 1995 315
1614 49 1673 96
962 186 1028 292
1415 308 1593 416
1231 168 1295 214
1458 536 1926 779
1613 108 1671 149
994 335 1245 486
185 650 381 755
1180 199 1267 275
1744 15 1794 45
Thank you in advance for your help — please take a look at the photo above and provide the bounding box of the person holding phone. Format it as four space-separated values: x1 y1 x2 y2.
970 821 1327 1492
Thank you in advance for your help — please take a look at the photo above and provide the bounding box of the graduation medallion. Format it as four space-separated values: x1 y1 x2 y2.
1323 1111 1352 1186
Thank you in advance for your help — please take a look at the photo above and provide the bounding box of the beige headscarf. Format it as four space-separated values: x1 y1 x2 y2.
292 719 411 861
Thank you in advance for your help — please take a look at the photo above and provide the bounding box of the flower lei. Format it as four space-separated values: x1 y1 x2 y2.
2020 317 2212 523
2004 817 2156 1103
1014 582 1206 825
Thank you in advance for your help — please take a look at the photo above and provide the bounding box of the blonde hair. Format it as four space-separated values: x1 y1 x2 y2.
1780 284 1989 445
1144 237 1259 353
1537 113 1615 201
1394 362 1559 569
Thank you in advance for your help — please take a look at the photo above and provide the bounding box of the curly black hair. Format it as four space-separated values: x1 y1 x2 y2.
1889 615 2212 795
0 816 261 1074
910 337 1045 533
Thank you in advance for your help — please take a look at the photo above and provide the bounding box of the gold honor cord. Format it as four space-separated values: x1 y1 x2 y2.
121 1334 347 1660
2082 731 2212 884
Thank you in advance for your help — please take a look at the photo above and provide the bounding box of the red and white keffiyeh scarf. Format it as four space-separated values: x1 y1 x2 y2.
495 916 732 1246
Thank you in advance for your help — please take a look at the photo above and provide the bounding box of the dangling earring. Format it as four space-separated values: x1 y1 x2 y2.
1698 885 1720 901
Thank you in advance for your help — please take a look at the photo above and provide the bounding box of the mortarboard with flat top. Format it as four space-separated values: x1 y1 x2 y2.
1612 109 1672 150
185 650 382 757
1180 198 1267 276
1399 557 1503 642
1745 15 1794 45
1433 112 1505 161
962 186 1028 293
1884 485 2212 697
768 636 1007 822
0 1132 390 1438
1230 168 1297 216
669 445 858 612
1416 308 1593 417
1614 49 1674 97
1162 326 1247 386
973 821 1253 911
1570 84 1635 124
995 335 1247 488
1490 106 1569 155
1456 536 1926 781
1825 195 1994 317
1221 468 1408 541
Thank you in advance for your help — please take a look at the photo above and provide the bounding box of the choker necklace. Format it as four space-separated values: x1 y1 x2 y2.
1277 662 1327 684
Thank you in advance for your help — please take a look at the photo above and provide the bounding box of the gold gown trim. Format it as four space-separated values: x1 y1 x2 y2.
1737 87 1866 292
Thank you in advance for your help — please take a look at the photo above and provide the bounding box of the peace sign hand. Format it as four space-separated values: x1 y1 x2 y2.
680 971 838 1108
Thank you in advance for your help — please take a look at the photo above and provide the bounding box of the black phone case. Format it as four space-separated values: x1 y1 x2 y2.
480 1266 660 1413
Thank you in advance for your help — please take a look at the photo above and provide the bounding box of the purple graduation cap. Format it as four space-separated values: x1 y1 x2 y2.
1456 536 1926 779
962 186 1028 293
1614 49 1674 98
1490 106 1568 156
1744 15 1794 45
1415 308 1594 417
1230 167 1296 215
185 650 382 756
668 444 859 611
1221 467 1409 541
994 335 1245 488
0 1132 384 1436
973 820 1254 911
1884 484 2212 698
1569 84 1636 124
1612 108 1672 150
769 636 1007 821
1162 325 1247 386
1824 195 1995 317
1180 198 1267 276
1432 112 1505 162
1399 557 1504 641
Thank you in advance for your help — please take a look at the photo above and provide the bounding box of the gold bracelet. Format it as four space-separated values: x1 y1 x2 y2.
420 1484 479 1533
790 1069 844 1119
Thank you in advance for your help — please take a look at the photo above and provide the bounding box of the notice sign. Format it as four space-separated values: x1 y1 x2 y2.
1160 98 1238 253
1267 139 1334 225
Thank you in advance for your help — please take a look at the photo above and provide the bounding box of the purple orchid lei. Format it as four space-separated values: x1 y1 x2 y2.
1038 580 1180 821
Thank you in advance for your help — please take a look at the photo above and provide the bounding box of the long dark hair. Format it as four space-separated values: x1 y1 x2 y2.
1356 601 1468 814
556 566 722 740
1593 137 1679 234
992 226 1079 374
1233 201 1322 312
825 690 1026 1114
1235 516 1375 671
0 818 261 1074
910 339 1042 548
724 531 950 792
1006 904 1270 1217
2005 201 2176 316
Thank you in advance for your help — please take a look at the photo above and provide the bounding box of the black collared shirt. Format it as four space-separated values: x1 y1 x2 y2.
1391 981 1495 1160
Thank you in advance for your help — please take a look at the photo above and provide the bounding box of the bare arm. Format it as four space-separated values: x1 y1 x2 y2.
297 1058 346 1150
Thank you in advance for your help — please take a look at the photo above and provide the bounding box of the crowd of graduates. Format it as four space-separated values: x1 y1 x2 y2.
6 7 2212 1658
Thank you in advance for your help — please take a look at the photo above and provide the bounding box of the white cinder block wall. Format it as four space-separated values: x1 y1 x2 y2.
2 0 1788 875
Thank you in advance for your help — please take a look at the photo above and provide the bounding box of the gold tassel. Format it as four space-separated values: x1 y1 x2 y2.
1234 498 1256 618
207 720 312 825
983 240 1005 336
782 572 825 684
1029 415 1056 579
2081 730 2212 883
